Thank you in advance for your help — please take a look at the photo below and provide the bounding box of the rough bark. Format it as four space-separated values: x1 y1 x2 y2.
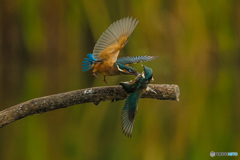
0 84 180 128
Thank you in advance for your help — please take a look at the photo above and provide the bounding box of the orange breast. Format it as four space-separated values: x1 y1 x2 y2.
93 61 120 76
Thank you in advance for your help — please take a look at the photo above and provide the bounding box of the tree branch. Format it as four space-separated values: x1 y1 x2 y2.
0 84 180 128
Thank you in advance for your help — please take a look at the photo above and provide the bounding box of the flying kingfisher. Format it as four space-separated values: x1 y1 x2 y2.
82 17 158 84
119 65 155 137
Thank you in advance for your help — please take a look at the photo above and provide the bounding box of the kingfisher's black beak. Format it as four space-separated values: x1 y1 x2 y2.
134 71 140 76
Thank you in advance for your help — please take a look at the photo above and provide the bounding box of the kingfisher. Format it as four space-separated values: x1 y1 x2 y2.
82 17 158 84
119 65 155 137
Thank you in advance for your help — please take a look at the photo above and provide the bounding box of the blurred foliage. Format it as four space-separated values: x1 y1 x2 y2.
0 0 239 160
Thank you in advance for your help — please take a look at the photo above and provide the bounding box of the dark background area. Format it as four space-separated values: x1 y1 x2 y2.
0 0 239 159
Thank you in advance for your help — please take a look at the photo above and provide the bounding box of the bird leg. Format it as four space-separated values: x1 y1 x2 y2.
92 72 98 77
102 75 108 85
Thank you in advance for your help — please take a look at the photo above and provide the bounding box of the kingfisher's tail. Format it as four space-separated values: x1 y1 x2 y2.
82 54 96 72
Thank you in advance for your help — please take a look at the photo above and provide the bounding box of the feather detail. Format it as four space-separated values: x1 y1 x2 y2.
121 89 142 137
92 17 139 63
82 54 97 72
116 56 159 65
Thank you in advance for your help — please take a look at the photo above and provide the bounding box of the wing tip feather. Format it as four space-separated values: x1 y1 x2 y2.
93 17 139 59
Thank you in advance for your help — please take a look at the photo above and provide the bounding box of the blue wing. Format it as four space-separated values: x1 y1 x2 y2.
116 56 158 65
121 89 143 137
82 54 97 72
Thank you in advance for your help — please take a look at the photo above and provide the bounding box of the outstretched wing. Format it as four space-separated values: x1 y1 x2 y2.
121 89 142 137
93 17 139 64
116 56 159 65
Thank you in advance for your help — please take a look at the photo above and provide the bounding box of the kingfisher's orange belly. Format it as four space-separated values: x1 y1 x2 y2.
93 62 120 76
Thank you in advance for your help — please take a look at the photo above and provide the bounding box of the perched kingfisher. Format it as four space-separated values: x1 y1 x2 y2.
119 65 155 137
82 17 158 84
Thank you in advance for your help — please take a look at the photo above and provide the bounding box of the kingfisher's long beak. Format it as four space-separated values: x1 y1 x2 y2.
134 71 140 76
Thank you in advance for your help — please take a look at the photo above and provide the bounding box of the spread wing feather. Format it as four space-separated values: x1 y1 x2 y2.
93 17 139 63
121 89 142 137
116 56 159 65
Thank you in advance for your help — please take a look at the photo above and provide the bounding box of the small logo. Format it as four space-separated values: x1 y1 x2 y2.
210 151 215 157
210 151 238 157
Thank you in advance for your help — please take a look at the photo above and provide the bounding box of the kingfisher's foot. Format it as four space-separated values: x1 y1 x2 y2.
102 76 108 85
92 72 98 77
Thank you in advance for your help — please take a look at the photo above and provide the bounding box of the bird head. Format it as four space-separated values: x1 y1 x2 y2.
115 63 140 76
141 65 154 82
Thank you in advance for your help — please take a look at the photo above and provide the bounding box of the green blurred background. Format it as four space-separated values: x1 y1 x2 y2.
0 0 239 159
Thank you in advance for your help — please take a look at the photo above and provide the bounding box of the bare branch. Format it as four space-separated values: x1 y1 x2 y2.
0 84 180 128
